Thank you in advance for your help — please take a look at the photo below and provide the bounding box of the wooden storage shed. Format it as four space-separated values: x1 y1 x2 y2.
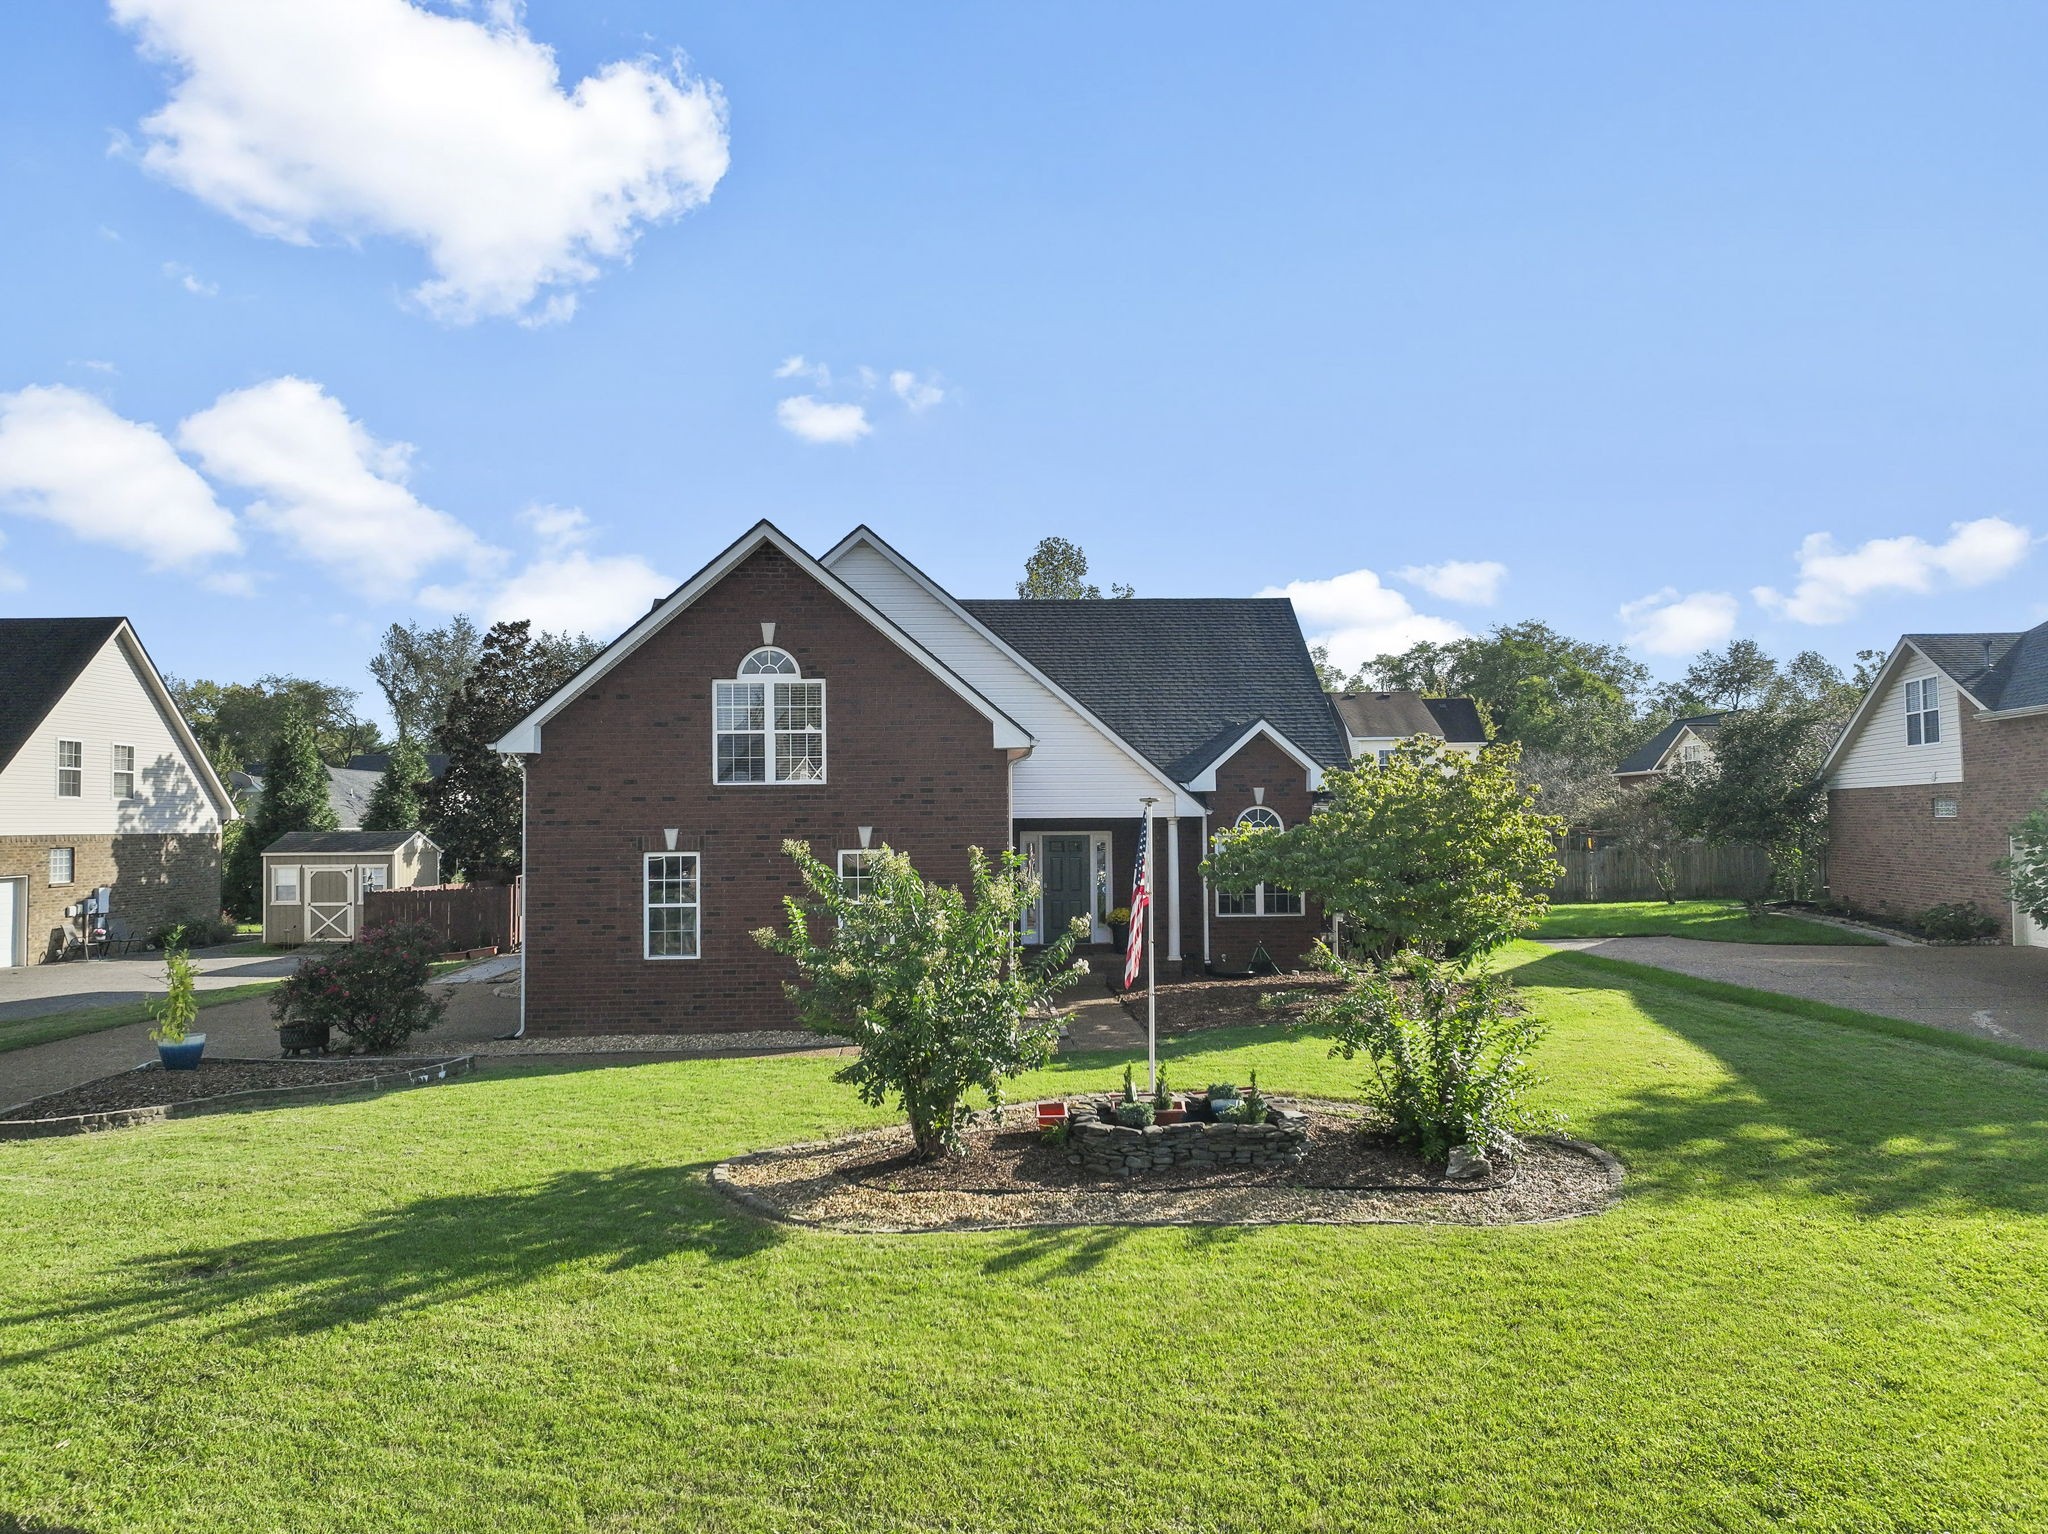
261 830 442 944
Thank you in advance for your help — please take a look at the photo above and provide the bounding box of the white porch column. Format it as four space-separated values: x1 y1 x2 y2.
1167 815 1182 961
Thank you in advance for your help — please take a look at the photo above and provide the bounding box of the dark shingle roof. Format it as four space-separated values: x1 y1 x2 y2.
1423 697 1489 743
345 751 449 779
233 765 386 830
1907 624 2048 712
1332 691 1489 744
263 830 429 855
0 618 125 774
1617 713 1724 776
958 598 1349 781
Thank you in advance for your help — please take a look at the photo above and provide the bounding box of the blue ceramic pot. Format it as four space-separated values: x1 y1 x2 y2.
158 1034 207 1071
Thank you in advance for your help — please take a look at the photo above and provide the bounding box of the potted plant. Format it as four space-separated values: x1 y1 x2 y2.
148 938 204 1070
1106 906 1131 949
1153 1069 1185 1125
1206 1081 1239 1119
1035 1099 1069 1131
1114 1098 1155 1129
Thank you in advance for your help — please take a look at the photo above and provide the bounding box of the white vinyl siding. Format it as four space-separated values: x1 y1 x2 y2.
0 632 223 837
645 852 700 959
1829 651 1966 789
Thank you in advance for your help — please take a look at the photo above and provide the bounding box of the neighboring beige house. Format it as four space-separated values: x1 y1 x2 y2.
1331 691 1488 766
261 830 442 944
1614 712 1725 787
0 618 237 965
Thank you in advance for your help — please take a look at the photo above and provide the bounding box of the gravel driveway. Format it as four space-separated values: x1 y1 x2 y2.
1548 936 2048 1051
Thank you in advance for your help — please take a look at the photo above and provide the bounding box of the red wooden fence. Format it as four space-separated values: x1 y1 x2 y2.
363 882 521 953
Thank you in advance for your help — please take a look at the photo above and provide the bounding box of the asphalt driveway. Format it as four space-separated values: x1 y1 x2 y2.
0 943 304 1022
1550 936 2048 1052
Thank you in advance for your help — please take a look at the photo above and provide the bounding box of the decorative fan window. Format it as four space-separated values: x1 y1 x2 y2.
714 648 826 784
1215 805 1302 916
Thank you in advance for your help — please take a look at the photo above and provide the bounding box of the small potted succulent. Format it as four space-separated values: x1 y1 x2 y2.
148 937 205 1070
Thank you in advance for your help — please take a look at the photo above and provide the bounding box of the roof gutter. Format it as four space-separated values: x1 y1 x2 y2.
1977 701 2048 722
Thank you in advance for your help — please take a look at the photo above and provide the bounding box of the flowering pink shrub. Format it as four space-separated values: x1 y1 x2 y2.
270 922 447 1054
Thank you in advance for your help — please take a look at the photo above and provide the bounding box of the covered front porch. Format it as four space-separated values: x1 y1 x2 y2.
1014 816 1201 968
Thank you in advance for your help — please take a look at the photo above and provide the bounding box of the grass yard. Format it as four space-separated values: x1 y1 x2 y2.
0 981 280 1057
3 943 2046 1532
1535 898 1880 945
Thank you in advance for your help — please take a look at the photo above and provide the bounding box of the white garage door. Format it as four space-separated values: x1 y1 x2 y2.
0 878 19 967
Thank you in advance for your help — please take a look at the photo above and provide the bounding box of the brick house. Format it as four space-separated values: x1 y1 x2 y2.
1823 622 2048 945
0 618 237 965
495 522 1350 1035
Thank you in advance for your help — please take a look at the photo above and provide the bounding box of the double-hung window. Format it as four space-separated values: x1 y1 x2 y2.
1905 677 1940 745
837 849 877 899
1214 806 1303 916
56 740 82 798
112 744 137 800
645 852 701 959
714 647 825 783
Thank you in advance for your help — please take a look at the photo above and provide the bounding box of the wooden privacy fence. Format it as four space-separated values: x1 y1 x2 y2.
1551 840 1787 904
364 882 522 953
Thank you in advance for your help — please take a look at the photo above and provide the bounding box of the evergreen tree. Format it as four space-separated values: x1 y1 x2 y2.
223 708 339 916
361 734 431 833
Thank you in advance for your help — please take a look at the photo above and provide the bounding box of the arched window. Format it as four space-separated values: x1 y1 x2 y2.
715 648 825 783
1215 804 1302 917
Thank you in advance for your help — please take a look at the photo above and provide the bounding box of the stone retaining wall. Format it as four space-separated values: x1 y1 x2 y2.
1067 1103 1309 1178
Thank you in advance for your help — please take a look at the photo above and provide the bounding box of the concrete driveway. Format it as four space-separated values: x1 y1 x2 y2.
0 943 304 1023
1549 936 2048 1052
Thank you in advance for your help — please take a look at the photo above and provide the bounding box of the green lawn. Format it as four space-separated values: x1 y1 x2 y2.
4 944 2046 1532
1536 898 1881 945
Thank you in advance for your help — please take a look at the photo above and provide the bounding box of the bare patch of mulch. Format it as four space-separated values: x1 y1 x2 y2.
714 1099 1622 1231
7 1056 465 1120
1111 972 1343 1033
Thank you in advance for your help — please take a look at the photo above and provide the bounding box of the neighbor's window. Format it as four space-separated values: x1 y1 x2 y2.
49 847 74 885
271 864 300 904
1215 806 1303 917
837 849 877 899
112 744 137 800
713 647 825 784
56 739 82 797
645 852 700 959
1933 797 1960 820
1905 677 1941 745
1376 749 1394 768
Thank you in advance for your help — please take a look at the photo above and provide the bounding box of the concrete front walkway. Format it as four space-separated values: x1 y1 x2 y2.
0 943 305 1022
1548 936 2048 1052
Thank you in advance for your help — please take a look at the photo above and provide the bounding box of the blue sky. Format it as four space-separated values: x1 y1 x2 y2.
1 1 2043 726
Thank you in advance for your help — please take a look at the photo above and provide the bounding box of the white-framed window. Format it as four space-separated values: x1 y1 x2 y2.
112 744 137 800
714 647 825 784
1376 749 1394 768
645 852 700 959
358 864 389 894
49 847 75 885
1905 677 1941 745
837 849 877 900
271 864 300 904
1933 797 1960 820
56 739 82 798
1215 806 1303 917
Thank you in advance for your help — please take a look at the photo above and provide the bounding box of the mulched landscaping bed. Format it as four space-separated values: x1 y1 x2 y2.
715 1099 1622 1231
2 1055 473 1137
1111 972 1342 1033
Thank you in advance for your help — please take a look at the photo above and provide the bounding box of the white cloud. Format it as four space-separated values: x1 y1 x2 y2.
889 369 945 413
1753 517 2035 624
176 376 488 595
112 0 730 324
0 531 25 593
162 260 217 296
1396 559 1507 606
0 384 239 567
1256 567 1467 673
73 359 120 376
1619 587 1740 656
421 502 669 636
776 395 870 445
774 355 831 388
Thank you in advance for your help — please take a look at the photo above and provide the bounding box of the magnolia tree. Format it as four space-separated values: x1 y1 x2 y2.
1206 740 1565 961
754 842 1087 1159
2000 793 2048 931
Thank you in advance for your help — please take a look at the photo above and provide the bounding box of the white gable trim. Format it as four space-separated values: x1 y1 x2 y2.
118 622 240 823
1821 639 1989 781
495 522 1034 755
1180 720 1326 793
821 526 1201 813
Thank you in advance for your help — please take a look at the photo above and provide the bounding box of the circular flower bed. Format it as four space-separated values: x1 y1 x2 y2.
713 1097 1622 1232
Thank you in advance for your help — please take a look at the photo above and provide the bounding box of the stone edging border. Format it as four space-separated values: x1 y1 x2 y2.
0 1055 477 1140
707 1104 1627 1233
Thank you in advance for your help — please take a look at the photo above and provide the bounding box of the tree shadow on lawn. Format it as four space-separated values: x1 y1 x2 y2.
1516 950 2048 1218
1 1162 782 1366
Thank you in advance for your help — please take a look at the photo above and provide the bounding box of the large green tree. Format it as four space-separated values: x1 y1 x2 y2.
369 616 485 748
169 674 377 768
1016 536 1134 599
361 734 432 834
1205 740 1564 961
224 708 340 916
1661 697 1832 910
428 621 597 882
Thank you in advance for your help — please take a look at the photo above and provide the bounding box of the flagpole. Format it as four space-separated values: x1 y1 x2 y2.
1140 795 1159 1094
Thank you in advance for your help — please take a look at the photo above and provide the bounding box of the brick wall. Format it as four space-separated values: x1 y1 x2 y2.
1204 733 1326 971
522 544 1012 1034
1829 706 2048 937
0 833 221 962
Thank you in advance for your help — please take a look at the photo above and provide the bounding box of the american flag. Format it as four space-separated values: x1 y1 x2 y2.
1123 819 1151 990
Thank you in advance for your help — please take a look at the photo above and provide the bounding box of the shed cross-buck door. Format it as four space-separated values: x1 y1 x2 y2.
306 867 354 941
1040 835 1093 943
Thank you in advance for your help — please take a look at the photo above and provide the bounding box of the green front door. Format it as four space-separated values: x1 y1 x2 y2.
1041 835 1093 942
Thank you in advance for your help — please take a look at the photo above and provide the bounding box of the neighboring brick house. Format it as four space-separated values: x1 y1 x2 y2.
0 618 237 964
495 522 1350 1035
1614 712 1725 787
1823 623 2048 945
